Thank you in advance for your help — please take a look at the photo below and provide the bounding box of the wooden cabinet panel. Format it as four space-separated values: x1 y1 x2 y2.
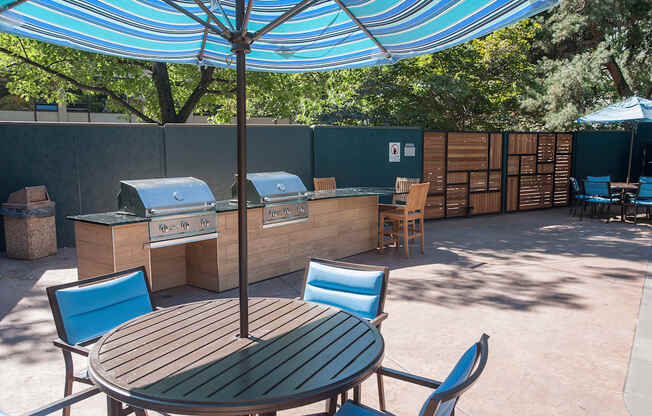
447 133 488 171
469 192 501 215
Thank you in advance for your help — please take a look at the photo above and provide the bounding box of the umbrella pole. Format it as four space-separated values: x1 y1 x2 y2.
626 122 636 183
235 0 248 338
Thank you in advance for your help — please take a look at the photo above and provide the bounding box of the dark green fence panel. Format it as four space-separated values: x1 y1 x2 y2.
573 131 631 182
313 126 423 189
164 125 313 200
0 123 165 249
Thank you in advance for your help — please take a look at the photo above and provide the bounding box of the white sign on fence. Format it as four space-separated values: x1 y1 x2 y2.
389 142 401 162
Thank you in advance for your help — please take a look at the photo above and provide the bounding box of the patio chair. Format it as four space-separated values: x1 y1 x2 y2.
630 182 652 224
583 180 621 221
639 176 652 183
379 183 429 257
310 334 489 416
392 177 421 204
46 266 154 416
569 177 589 217
314 177 337 191
301 257 390 411
1 386 100 416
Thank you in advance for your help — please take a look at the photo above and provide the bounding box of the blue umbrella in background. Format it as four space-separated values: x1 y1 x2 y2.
0 0 558 337
578 96 652 182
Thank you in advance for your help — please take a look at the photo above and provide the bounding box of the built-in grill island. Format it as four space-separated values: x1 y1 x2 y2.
232 171 309 228
69 173 382 293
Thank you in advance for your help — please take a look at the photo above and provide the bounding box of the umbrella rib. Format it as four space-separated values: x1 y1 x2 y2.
250 0 315 42
214 0 235 31
159 0 231 41
192 0 233 39
332 0 391 60
240 0 253 36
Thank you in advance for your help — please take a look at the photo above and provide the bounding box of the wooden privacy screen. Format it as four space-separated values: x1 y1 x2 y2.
505 133 572 211
423 132 503 219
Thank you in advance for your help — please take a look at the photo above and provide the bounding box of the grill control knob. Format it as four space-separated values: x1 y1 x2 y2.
180 221 190 231
200 218 210 229
159 224 169 233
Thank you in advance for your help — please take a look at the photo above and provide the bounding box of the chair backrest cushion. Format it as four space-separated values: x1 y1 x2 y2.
639 183 652 199
587 175 611 182
55 271 153 344
419 343 479 416
584 180 609 197
303 261 384 320
639 176 652 183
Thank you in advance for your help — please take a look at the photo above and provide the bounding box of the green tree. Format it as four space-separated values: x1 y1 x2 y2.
286 20 541 130
520 0 652 130
0 34 236 124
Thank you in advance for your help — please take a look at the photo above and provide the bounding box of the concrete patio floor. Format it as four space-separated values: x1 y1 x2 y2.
1 208 650 415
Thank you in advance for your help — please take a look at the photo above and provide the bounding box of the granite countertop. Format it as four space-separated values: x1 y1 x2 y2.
67 211 148 226
68 188 396 224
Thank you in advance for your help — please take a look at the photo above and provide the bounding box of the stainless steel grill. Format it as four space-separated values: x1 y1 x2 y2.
232 171 309 228
118 177 217 247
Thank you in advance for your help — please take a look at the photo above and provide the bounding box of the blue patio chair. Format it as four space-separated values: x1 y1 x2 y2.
1 387 100 416
583 180 620 221
328 334 489 416
569 177 589 217
639 176 652 183
46 266 154 416
631 182 652 224
302 257 390 410
587 175 611 182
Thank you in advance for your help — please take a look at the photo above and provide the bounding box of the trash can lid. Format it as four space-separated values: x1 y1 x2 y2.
2 186 55 210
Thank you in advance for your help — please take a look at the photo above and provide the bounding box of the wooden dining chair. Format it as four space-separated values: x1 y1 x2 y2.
379 182 429 257
313 177 337 191
46 266 154 416
329 334 489 416
301 257 390 411
392 177 421 204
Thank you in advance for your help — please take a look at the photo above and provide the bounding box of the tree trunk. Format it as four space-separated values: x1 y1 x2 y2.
151 62 178 124
177 66 215 122
604 55 633 98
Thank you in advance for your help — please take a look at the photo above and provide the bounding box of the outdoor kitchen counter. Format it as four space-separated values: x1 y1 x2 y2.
67 211 147 226
69 188 389 293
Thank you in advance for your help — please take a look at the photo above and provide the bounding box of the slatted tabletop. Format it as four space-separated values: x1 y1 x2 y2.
89 298 384 415
610 182 639 190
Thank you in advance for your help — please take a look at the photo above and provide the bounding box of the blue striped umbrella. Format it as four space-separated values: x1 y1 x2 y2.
0 0 558 337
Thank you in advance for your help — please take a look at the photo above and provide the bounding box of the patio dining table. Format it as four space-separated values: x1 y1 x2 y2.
610 182 639 222
88 298 384 416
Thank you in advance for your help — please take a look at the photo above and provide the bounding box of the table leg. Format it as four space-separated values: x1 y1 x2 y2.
326 396 338 415
106 396 122 416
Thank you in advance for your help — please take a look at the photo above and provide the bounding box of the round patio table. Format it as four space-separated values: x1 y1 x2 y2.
88 297 384 416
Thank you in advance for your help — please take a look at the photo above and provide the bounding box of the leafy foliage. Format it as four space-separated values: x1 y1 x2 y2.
0 0 649 130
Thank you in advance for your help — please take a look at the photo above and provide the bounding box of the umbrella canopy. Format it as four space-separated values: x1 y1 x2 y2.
0 0 557 72
578 96 652 182
578 96 652 124
0 0 558 338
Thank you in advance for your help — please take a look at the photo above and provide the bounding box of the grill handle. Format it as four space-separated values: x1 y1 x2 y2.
149 202 216 215
263 194 307 203
147 232 218 248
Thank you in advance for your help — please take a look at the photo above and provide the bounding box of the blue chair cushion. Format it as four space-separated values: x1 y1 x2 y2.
634 199 652 206
588 197 618 204
419 343 479 416
55 271 152 344
303 261 384 320
638 183 652 199
639 177 652 183
337 401 386 416
587 176 611 182
575 194 589 200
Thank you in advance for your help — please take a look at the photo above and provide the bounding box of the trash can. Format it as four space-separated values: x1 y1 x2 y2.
1 186 57 260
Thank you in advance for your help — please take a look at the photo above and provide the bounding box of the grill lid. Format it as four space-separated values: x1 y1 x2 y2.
118 177 216 217
232 171 307 204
